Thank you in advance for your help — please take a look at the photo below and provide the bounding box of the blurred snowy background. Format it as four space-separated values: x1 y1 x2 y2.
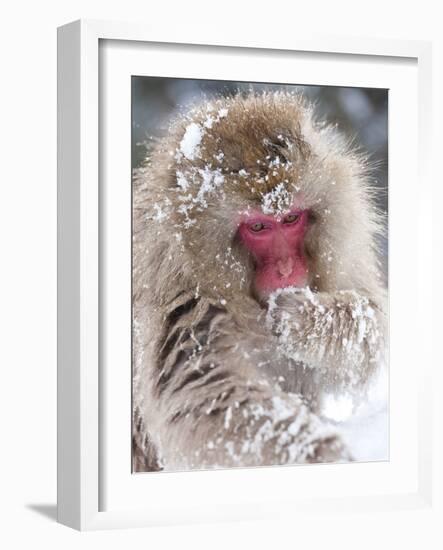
132 78 389 462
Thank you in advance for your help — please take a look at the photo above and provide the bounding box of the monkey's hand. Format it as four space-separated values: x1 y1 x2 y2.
157 388 352 469
266 287 386 392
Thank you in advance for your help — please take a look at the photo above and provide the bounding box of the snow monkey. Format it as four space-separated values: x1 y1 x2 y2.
132 91 387 472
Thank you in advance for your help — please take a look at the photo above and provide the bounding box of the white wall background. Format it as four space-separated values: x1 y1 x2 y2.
0 1 441 548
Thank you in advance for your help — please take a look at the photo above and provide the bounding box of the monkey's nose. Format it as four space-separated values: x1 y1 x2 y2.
277 257 294 278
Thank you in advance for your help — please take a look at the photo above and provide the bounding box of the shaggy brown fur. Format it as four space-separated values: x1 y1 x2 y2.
132 92 387 472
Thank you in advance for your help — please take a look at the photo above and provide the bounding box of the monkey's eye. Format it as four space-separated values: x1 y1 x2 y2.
283 213 300 224
249 222 266 232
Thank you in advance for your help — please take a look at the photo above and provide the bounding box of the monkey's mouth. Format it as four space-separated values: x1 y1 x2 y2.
254 259 309 294
276 257 294 278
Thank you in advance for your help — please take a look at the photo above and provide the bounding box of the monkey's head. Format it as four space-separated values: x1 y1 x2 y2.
137 91 384 308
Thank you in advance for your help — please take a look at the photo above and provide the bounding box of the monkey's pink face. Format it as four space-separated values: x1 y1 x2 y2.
238 209 310 297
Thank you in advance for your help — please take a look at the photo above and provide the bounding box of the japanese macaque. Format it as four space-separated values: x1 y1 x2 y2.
132 91 387 472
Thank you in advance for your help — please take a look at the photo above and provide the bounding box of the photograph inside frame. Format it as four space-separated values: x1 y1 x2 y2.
131 77 388 473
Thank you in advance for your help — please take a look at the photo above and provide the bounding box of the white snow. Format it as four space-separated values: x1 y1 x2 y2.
152 203 167 222
202 108 228 130
174 163 226 227
179 122 203 160
203 116 215 129
176 170 190 191
328 367 389 462
322 394 354 422
261 183 293 216
196 166 225 206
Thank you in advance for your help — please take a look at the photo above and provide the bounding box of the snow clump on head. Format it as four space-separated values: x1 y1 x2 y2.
179 122 203 161
261 183 293 216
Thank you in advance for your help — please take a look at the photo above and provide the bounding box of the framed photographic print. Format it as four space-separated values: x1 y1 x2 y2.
57 19 434 530
130 76 389 474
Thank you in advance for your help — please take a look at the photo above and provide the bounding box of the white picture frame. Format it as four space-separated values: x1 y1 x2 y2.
57 19 434 531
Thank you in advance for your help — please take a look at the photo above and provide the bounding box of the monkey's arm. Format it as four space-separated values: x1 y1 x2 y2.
266 287 386 392
140 296 350 470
